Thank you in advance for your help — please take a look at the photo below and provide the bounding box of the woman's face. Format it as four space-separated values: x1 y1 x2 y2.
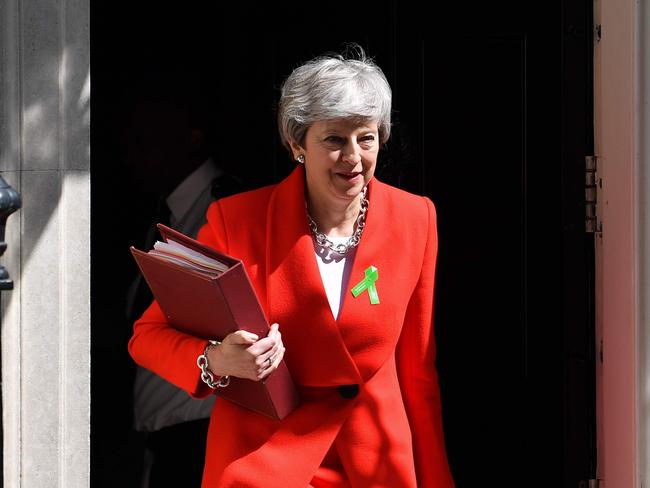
292 119 380 205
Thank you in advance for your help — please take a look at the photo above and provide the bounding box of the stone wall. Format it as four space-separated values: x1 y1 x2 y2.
0 0 90 486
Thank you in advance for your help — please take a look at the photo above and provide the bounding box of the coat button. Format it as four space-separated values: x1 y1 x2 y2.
337 384 359 399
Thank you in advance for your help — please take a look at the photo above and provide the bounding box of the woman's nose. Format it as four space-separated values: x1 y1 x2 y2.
341 143 361 165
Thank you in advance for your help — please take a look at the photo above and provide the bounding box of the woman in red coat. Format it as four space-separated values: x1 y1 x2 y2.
129 45 455 487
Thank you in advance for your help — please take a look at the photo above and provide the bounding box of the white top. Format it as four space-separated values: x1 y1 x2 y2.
166 158 222 233
314 236 357 320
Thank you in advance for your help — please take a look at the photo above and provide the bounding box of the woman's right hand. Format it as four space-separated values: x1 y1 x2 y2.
206 323 285 382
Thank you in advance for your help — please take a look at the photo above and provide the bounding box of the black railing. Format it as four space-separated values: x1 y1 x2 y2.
0 175 21 289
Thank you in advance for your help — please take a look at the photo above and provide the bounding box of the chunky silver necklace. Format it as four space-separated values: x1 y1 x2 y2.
306 186 369 256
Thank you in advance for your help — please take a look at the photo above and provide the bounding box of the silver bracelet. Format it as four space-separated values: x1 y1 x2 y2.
197 340 231 389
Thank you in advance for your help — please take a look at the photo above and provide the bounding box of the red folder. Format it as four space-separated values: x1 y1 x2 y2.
130 224 300 420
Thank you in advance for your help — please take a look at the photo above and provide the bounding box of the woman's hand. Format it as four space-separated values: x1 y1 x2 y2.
206 323 286 382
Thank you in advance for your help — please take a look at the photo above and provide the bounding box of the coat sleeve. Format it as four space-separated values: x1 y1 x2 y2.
127 201 229 399
396 197 455 487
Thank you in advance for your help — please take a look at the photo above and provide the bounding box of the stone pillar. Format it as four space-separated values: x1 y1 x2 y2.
0 0 90 486
594 0 641 486
639 0 650 485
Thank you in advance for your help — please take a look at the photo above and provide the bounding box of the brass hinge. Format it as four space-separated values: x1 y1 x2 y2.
585 156 602 234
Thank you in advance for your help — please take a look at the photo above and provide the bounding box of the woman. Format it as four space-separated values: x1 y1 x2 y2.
129 46 455 487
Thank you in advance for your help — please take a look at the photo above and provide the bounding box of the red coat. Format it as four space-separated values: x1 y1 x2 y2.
129 165 455 487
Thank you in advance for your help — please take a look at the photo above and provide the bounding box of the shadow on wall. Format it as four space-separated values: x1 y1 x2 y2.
0 56 90 319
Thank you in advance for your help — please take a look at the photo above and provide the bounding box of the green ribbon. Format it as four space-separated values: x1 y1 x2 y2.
351 266 380 305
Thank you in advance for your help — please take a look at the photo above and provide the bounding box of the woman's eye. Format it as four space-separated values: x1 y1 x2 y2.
325 136 344 144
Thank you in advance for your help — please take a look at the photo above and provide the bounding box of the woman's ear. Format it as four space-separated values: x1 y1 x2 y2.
288 139 304 161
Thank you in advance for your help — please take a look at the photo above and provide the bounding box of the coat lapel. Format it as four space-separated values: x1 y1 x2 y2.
336 179 407 381
266 166 361 386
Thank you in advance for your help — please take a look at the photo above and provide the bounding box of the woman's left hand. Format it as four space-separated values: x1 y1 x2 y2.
206 323 286 381
250 323 286 381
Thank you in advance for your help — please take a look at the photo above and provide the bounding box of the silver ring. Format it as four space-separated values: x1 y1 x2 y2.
266 356 273 367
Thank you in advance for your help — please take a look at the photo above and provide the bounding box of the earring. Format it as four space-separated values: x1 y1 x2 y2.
296 155 305 164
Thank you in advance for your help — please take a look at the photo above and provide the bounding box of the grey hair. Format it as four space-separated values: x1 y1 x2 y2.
278 45 392 151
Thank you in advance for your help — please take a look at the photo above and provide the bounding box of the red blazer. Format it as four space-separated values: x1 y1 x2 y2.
129 166 455 487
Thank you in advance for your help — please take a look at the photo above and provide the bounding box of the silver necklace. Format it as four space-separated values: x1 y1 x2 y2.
306 186 369 256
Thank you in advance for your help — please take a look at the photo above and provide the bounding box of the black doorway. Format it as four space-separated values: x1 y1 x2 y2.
91 2 596 487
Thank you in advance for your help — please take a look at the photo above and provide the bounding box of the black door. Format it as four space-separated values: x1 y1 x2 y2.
391 2 597 486
91 1 596 486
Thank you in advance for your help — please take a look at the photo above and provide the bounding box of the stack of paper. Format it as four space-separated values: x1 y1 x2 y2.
148 239 230 277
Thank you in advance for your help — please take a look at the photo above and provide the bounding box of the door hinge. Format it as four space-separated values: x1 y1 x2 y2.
579 479 600 488
585 155 602 234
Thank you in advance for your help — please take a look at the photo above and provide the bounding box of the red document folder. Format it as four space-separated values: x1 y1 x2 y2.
130 224 300 420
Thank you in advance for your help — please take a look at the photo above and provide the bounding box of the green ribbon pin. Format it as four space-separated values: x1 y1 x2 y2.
351 266 380 305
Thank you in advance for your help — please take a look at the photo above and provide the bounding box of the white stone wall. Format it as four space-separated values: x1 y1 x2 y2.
0 0 90 486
